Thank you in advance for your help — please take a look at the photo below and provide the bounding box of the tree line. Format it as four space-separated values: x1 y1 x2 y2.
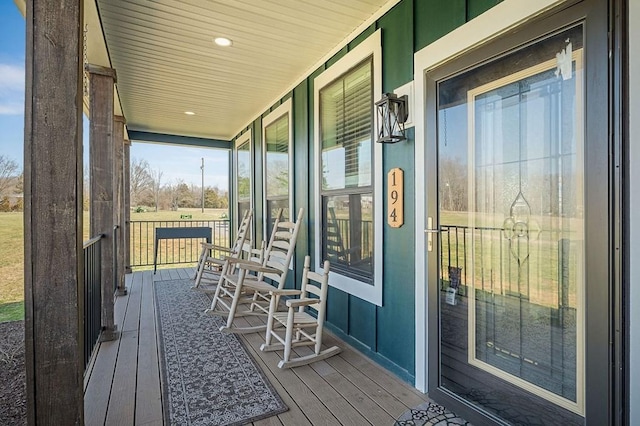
130 157 229 211
0 155 22 212
0 155 229 212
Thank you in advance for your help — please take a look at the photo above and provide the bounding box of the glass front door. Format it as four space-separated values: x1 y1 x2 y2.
433 25 587 424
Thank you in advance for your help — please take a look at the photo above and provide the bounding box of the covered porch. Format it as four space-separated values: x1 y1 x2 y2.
17 0 633 424
83 267 429 425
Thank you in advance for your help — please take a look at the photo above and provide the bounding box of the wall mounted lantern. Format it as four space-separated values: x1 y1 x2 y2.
375 92 408 143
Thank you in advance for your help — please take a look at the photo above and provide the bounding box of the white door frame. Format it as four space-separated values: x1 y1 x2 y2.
411 0 571 392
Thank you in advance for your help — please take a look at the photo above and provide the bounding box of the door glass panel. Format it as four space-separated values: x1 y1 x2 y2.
437 25 584 423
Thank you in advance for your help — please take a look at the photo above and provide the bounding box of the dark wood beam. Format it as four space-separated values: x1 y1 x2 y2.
114 115 127 295
127 130 231 149
24 0 84 424
86 64 119 341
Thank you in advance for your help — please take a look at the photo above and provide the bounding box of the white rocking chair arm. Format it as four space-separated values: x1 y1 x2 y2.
200 242 234 252
226 258 279 274
268 289 302 297
204 257 225 265
286 298 317 308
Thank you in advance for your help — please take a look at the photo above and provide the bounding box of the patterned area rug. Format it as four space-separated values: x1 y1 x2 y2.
394 400 472 426
154 279 288 425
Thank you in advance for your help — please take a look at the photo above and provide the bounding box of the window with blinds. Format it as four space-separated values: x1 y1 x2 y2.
264 113 290 229
320 59 373 190
319 58 374 281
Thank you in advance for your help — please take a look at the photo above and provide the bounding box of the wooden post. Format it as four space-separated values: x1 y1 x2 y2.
86 64 119 342
24 0 84 424
124 139 132 273
114 115 127 295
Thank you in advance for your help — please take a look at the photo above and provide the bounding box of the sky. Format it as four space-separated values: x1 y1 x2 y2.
0 2 229 190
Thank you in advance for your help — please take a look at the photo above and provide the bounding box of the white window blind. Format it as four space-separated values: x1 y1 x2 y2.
320 59 373 191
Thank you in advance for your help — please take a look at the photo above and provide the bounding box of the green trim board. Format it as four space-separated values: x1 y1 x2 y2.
251 119 264 246
292 80 309 292
128 130 230 149
349 296 377 351
378 127 416 372
379 0 414 91
306 65 325 276
414 0 466 51
467 0 502 20
349 23 376 51
327 286 349 332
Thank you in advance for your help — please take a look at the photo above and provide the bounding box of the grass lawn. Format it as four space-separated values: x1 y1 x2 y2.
0 212 24 321
0 208 228 323
130 207 227 221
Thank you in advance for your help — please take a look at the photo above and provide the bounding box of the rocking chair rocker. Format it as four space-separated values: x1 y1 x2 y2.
260 256 340 368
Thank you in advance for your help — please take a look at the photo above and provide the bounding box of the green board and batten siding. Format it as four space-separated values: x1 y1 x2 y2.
377 0 417 377
414 0 501 50
292 80 309 292
233 0 503 383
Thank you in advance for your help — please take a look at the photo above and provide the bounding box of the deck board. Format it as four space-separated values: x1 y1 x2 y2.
135 270 164 425
175 267 192 280
105 271 143 425
321 351 410 417
105 330 139 425
285 353 369 425
238 316 324 425
84 337 120 426
84 268 429 425
331 336 428 408
167 268 181 281
240 315 373 425
84 273 135 426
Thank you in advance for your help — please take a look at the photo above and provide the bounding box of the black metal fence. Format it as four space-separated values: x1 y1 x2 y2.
83 234 103 371
129 220 231 268
327 218 373 262
439 224 576 309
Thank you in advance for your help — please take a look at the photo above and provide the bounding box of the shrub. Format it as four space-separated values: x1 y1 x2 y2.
0 196 11 212
11 198 23 212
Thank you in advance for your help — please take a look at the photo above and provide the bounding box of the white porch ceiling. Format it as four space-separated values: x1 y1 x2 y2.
92 0 396 142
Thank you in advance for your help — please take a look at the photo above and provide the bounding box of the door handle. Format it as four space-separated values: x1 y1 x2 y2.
425 217 440 252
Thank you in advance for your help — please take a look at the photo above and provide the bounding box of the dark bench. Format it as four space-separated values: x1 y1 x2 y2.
154 227 211 273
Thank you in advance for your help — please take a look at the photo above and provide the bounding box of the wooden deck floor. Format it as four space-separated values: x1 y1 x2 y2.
83 267 429 426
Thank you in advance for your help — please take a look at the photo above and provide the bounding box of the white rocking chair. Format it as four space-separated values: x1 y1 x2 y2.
192 210 252 292
207 208 304 334
260 256 340 368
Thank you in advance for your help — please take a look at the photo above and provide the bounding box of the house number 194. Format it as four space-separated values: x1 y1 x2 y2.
387 168 404 228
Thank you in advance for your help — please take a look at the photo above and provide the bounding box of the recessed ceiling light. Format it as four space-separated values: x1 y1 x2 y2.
214 37 233 47
184 111 196 116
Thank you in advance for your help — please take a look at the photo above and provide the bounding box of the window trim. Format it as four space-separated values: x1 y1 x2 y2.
261 98 294 238
314 29 383 306
235 129 253 237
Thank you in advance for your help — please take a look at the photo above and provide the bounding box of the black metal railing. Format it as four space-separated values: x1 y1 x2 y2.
83 234 103 371
327 218 373 262
438 224 576 309
113 224 119 292
129 220 231 268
